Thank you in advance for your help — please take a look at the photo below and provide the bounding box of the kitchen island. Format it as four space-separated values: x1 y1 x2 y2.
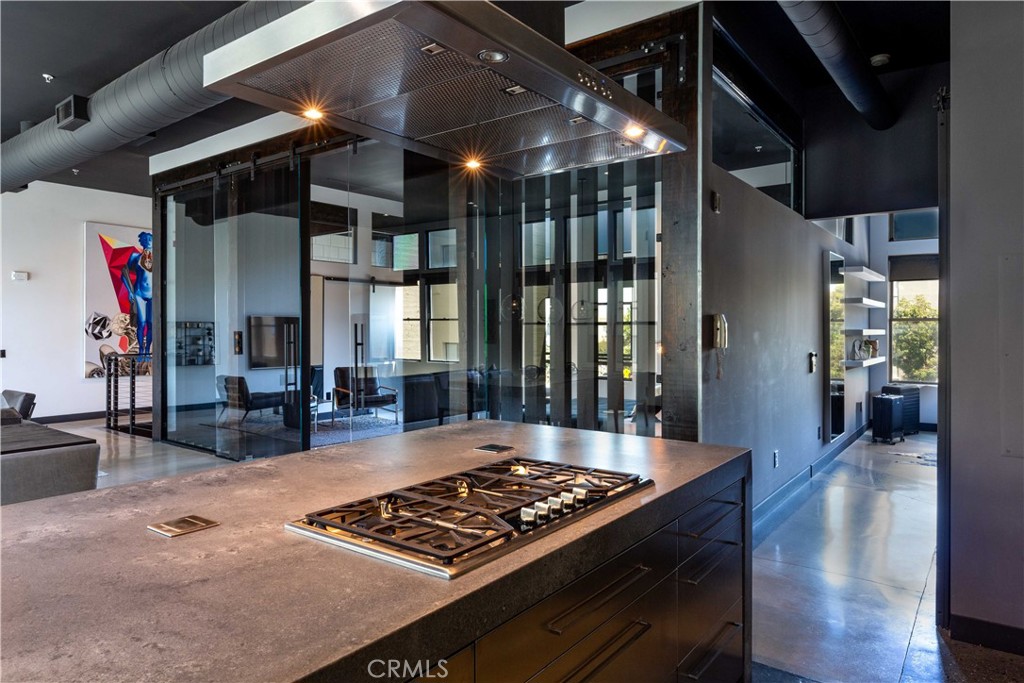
0 421 750 682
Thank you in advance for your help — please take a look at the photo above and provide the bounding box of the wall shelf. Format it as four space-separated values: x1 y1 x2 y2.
845 328 887 336
843 296 886 309
843 356 886 368
840 265 885 282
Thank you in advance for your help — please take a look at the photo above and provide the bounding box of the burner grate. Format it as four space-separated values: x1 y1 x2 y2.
306 492 514 563
471 458 642 500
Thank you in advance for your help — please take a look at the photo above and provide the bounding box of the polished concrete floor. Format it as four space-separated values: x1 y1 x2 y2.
753 431 1024 682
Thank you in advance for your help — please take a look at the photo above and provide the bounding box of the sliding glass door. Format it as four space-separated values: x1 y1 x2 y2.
163 164 306 460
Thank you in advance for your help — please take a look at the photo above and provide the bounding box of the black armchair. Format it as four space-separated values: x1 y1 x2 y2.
220 375 284 423
2 390 36 420
333 367 398 425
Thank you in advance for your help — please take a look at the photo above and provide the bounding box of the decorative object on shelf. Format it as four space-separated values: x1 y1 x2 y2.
864 339 879 358
850 338 870 361
233 331 243 355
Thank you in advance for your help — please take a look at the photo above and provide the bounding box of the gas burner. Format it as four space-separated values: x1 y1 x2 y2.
287 457 651 579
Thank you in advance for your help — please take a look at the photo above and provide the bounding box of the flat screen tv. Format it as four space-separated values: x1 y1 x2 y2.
248 315 299 369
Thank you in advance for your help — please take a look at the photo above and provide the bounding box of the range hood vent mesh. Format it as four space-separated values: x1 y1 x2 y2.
486 131 649 177
240 19 482 113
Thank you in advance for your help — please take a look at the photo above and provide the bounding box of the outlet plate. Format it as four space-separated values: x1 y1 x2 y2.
773 450 780 468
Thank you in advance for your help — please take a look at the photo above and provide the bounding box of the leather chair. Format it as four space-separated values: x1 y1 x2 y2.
221 376 284 423
333 367 398 425
2 390 36 420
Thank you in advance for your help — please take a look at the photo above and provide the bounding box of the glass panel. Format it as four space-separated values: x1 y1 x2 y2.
891 208 939 241
397 286 422 361
428 228 457 268
891 280 939 382
429 283 459 361
393 234 419 270
371 232 393 268
827 252 845 441
165 163 304 459
712 71 797 211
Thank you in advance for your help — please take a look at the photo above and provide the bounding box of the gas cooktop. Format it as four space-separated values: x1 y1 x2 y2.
286 455 652 579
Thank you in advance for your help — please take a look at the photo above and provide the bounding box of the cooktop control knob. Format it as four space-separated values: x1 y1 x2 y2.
572 487 590 506
546 496 564 514
560 491 577 509
520 506 537 525
534 501 551 520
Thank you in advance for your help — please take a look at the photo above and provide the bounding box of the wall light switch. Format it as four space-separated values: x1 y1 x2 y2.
10 271 29 281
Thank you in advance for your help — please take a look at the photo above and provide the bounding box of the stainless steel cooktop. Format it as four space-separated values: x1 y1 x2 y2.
286 455 652 579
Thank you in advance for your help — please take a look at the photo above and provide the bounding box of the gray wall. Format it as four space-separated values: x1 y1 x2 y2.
805 63 950 219
702 165 869 505
949 2 1024 631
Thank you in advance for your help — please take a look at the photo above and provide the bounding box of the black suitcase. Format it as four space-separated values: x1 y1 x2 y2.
881 384 920 434
872 394 905 444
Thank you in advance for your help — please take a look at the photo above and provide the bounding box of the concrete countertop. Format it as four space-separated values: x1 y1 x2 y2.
1 421 749 682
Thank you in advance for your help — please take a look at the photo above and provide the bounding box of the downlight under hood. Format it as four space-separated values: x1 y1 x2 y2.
204 0 688 177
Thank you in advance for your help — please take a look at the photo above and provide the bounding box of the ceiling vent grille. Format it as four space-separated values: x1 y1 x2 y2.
55 95 90 131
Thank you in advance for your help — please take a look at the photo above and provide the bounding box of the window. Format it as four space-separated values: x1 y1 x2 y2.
891 208 939 241
596 286 634 379
523 217 552 267
428 229 457 268
311 230 354 264
429 282 459 361
890 279 939 383
371 232 393 268
396 285 421 361
393 233 419 271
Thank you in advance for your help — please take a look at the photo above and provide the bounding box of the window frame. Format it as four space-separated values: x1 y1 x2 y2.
889 278 939 385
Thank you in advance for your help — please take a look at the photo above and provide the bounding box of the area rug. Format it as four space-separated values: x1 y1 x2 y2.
210 412 402 447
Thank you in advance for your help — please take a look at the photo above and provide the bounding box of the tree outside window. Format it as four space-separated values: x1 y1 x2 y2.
890 280 938 382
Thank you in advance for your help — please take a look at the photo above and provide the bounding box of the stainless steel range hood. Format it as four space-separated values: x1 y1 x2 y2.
204 0 687 177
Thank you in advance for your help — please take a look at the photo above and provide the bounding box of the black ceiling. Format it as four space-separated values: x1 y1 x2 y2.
1 1 950 198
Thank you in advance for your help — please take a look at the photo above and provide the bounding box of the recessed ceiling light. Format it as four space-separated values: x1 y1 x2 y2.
504 85 527 96
303 108 324 120
568 115 586 125
421 43 446 55
870 53 891 67
624 125 645 139
42 74 54 83
478 49 509 64
466 159 482 170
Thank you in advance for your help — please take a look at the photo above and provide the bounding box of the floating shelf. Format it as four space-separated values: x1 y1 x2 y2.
844 356 887 368
843 296 886 309
840 265 885 282
845 328 887 336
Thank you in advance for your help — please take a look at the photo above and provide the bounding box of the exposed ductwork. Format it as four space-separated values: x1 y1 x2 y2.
0 1 308 194
779 0 897 130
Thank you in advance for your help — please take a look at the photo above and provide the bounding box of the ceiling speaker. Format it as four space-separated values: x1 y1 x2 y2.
55 95 89 131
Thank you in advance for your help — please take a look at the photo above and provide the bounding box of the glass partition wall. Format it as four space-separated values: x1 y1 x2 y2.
159 132 674 457
163 164 305 459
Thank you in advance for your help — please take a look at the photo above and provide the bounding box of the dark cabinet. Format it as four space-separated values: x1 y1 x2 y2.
471 477 750 683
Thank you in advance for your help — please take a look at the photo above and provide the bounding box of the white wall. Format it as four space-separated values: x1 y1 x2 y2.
1 182 152 417
949 1 1024 632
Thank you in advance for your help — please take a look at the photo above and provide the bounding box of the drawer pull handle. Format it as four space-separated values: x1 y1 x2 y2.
684 543 733 586
684 501 741 539
686 621 742 680
560 619 652 683
547 564 652 635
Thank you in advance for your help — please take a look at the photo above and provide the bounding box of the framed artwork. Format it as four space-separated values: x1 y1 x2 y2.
83 222 153 378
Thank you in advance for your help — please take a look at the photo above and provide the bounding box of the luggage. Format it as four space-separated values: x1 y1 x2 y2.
881 383 921 435
872 394 905 445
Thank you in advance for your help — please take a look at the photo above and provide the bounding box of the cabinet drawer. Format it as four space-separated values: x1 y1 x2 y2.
678 520 742 667
528 573 678 683
477 522 677 682
677 481 743 566
677 599 743 683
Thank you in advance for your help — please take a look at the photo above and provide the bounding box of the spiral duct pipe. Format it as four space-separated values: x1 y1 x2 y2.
778 0 897 130
1 1 308 193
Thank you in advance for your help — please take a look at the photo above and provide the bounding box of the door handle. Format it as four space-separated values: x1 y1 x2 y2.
559 619 652 683
546 564 651 635
686 621 742 680
683 542 736 586
684 501 741 539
